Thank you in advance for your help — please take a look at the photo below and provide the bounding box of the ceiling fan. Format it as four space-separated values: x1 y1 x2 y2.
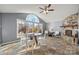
39 4 54 14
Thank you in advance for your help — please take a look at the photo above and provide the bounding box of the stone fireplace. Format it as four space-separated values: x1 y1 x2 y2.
61 13 78 45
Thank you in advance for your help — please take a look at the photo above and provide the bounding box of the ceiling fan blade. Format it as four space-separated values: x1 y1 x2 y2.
39 7 44 10
48 4 51 8
40 11 43 13
48 9 54 11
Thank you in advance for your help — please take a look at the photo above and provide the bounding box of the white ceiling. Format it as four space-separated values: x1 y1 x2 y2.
0 4 79 23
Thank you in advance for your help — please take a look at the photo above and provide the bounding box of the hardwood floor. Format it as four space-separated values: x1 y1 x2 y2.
0 36 79 55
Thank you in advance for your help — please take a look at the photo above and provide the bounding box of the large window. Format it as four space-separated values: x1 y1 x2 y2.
17 14 43 38
25 14 42 33
26 14 39 23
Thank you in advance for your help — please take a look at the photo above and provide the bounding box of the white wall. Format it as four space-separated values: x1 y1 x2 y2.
48 20 63 32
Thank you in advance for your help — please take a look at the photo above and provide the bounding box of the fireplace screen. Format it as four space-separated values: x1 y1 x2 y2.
65 30 72 36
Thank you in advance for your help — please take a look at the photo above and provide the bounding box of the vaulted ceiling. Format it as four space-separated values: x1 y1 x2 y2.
0 4 79 23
